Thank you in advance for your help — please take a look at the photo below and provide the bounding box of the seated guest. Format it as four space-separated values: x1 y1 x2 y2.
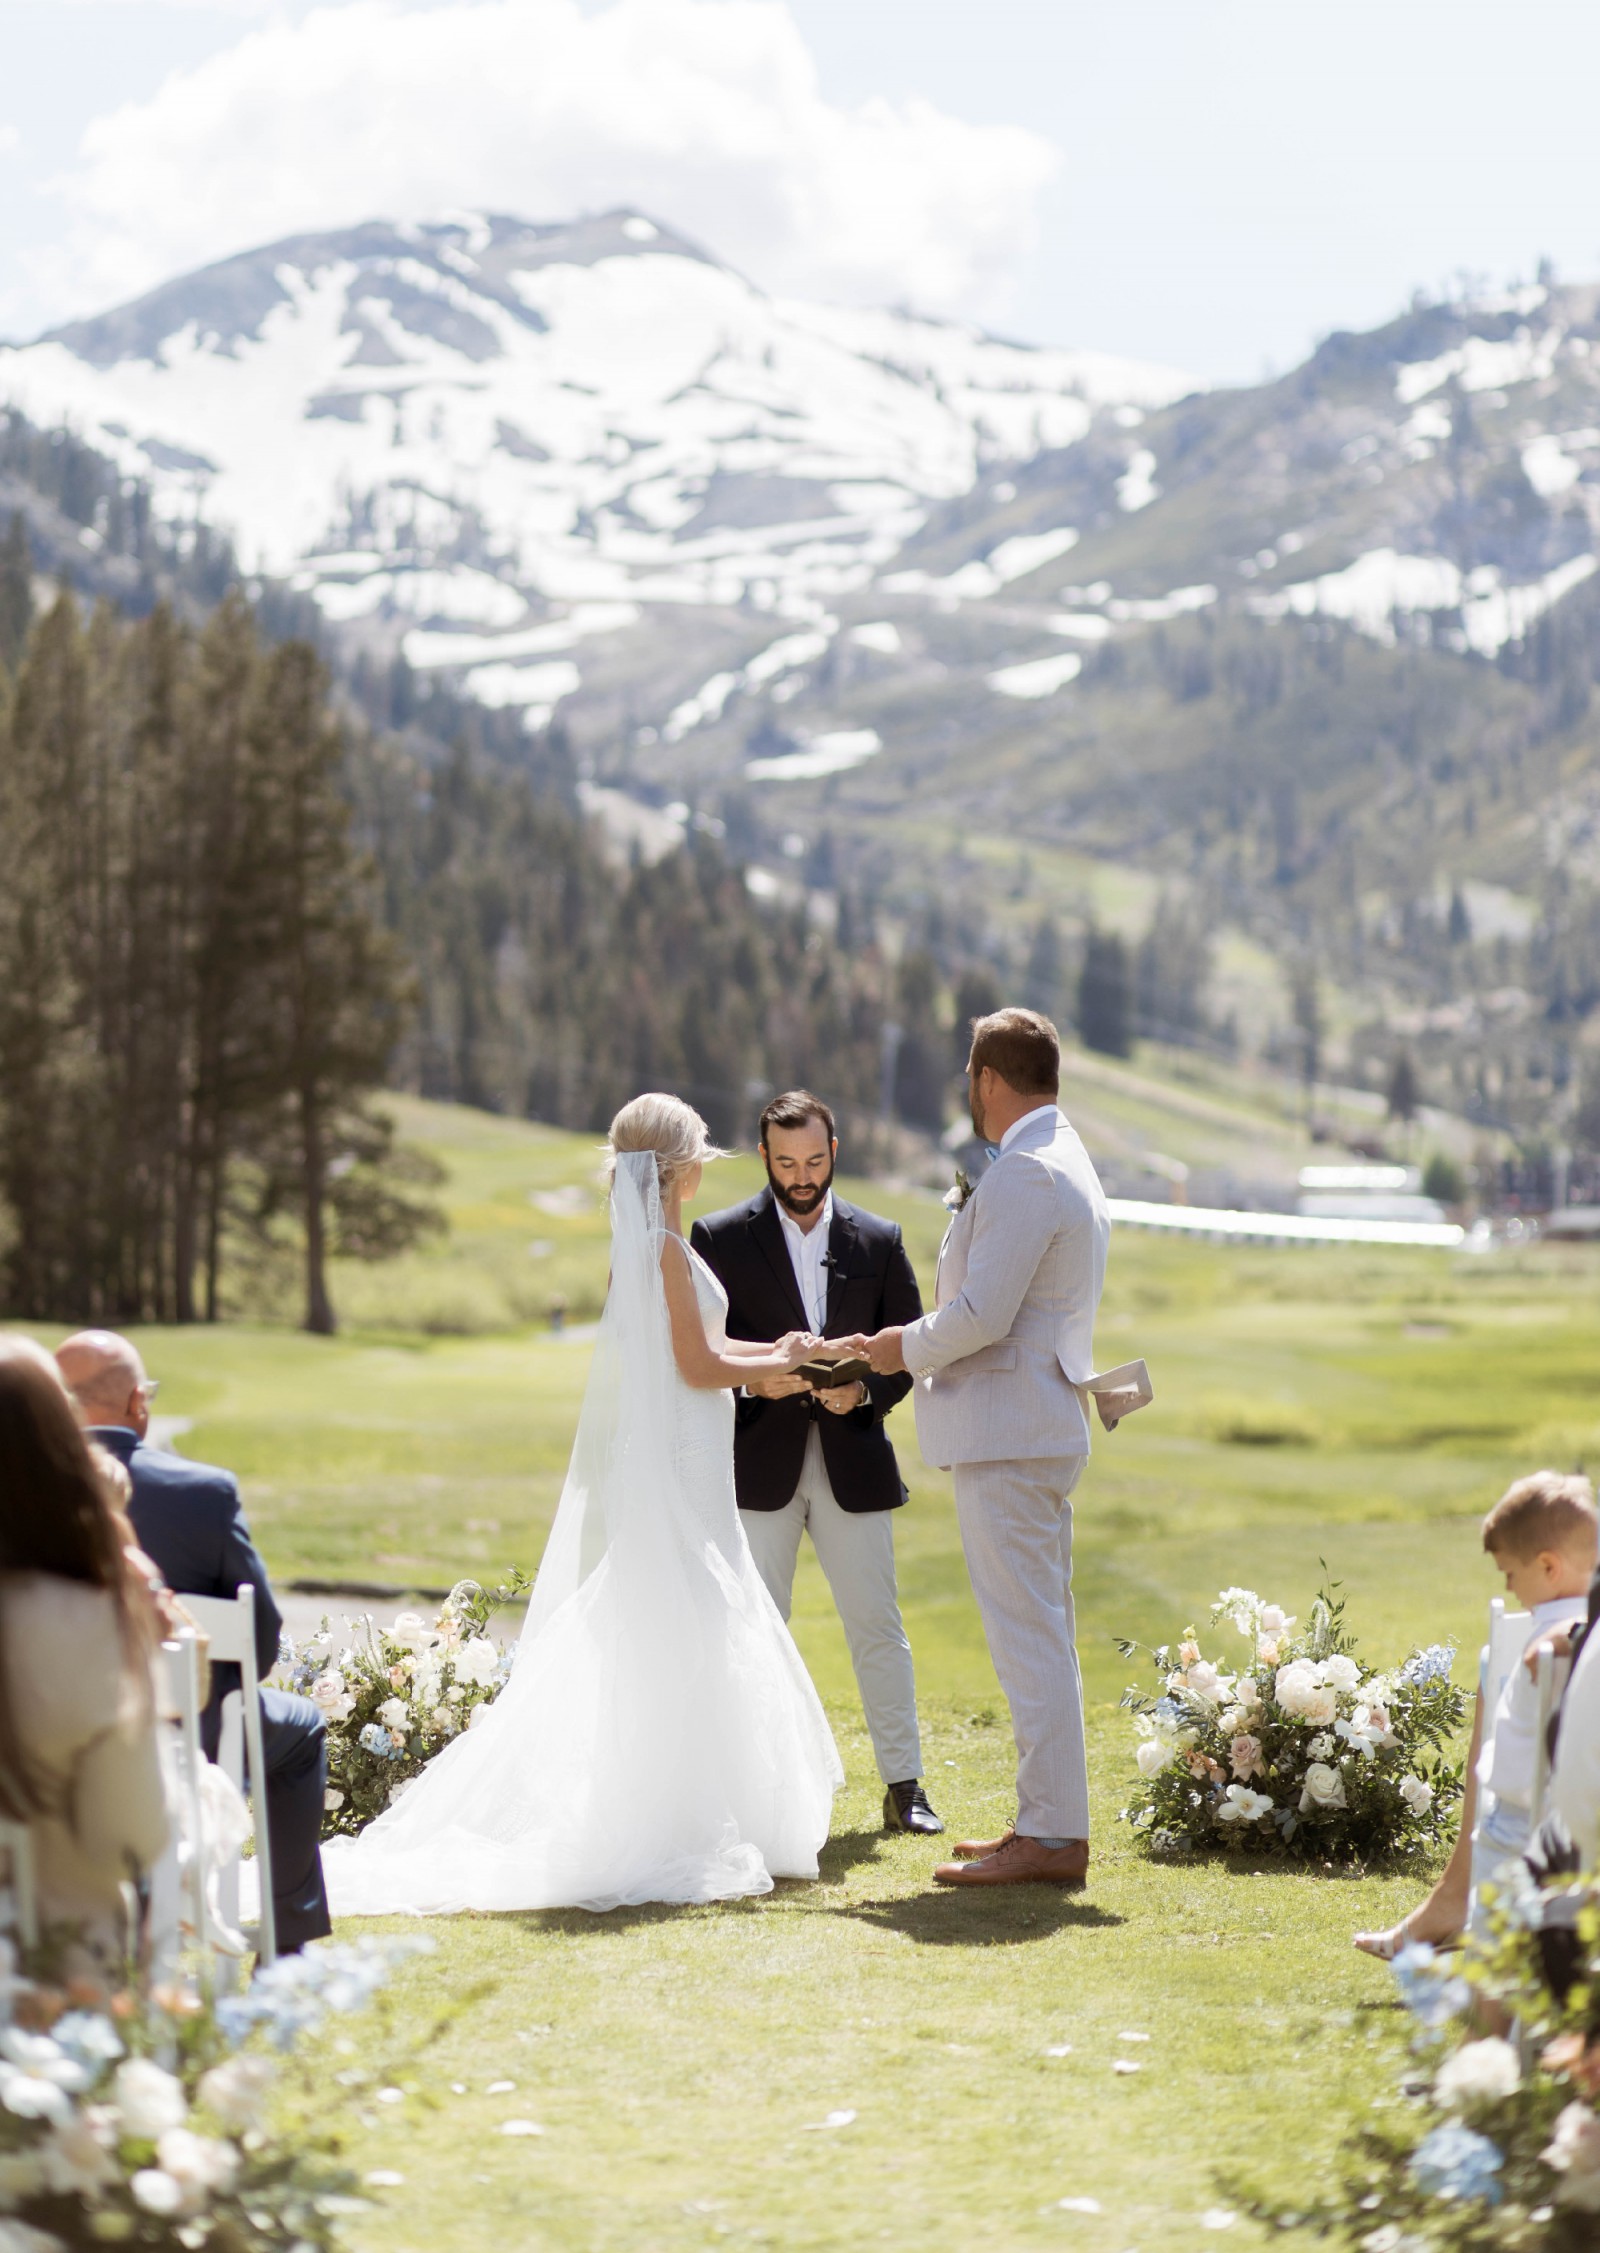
1355 1470 1597 1958
0 1335 169 1961
57 1330 331 1954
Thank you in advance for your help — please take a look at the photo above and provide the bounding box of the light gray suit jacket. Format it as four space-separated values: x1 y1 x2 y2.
901 1106 1110 1470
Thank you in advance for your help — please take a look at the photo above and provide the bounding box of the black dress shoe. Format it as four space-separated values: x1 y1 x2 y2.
883 1780 945 1835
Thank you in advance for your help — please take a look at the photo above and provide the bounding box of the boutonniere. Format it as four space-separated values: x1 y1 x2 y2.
943 1167 975 1214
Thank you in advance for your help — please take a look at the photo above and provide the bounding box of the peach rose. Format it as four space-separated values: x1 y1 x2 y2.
1230 1734 1265 1780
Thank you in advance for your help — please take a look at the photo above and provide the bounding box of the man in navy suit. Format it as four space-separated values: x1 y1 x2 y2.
58 1331 332 1953
691 1090 941 1835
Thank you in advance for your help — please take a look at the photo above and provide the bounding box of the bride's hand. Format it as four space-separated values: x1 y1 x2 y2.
776 1331 819 1371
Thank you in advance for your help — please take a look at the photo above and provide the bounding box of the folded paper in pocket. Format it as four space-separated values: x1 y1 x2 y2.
1081 1358 1153 1432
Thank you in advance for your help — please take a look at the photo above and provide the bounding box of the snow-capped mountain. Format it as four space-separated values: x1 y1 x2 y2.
0 209 1193 724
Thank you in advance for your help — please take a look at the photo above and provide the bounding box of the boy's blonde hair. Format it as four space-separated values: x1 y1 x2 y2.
1482 1471 1599 1564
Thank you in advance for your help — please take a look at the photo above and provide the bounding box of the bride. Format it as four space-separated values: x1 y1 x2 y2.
323 1094 843 1915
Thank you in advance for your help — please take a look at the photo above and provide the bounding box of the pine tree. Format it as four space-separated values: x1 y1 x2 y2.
1079 930 1131 1058
0 513 31 673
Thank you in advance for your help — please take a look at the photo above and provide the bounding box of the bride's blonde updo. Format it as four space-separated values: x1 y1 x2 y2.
605 1093 725 1193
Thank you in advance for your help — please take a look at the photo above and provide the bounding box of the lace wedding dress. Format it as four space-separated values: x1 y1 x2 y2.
322 1153 841 1915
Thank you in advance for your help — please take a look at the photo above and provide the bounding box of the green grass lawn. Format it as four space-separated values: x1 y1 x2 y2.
17 1097 1600 2247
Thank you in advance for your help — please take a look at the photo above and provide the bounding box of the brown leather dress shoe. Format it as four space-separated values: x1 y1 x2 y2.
934 1835 1089 1887
950 1826 1015 1860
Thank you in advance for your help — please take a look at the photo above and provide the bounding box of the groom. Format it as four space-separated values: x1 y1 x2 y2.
691 1090 942 1835
847 1009 1110 1888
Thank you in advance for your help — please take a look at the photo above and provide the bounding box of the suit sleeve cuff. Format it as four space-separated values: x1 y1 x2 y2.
900 1316 937 1379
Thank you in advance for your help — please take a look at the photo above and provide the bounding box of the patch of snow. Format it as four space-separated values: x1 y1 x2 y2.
1116 449 1159 512
745 728 881 780
988 651 1083 699
1047 612 1113 641
1250 545 1596 654
848 620 902 655
621 217 659 242
985 527 1080 584
577 783 686 867
462 657 581 709
744 628 834 687
1395 325 1561 404
663 670 741 741
1522 431 1595 498
1106 584 1216 623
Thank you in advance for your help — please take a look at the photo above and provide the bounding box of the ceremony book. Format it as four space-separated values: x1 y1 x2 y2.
795 1355 873 1390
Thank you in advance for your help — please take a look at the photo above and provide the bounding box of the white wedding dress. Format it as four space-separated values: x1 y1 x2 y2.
322 1152 841 1915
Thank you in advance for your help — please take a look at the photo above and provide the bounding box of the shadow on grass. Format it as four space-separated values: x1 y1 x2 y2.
839 1891 1125 1947
487 1836 895 1939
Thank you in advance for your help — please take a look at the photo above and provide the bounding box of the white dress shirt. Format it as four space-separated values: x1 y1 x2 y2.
998 1103 1062 1154
777 1190 834 1331
1551 1619 1600 1866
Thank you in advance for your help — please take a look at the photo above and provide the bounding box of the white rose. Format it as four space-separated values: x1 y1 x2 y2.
1308 1733 1335 1760
1434 2038 1521 2110
1399 1773 1435 1814
157 2126 239 2198
1321 1654 1361 1692
1301 1686 1338 1726
1135 1739 1168 1778
198 2055 275 2134
452 1636 501 1689
311 1670 348 1711
377 1697 410 1730
41 2117 118 2197
430 1705 458 1737
1183 1661 1224 1700
131 2168 185 2216
1270 1658 1325 1703
444 1682 465 1704
387 1612 438 1653
324 1787 345 1811
1299 1761 1347 1813
113 2058 187 2138
1259 1605 1295 1636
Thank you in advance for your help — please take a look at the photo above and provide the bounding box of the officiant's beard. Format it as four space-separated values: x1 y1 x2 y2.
767 1161 834 1219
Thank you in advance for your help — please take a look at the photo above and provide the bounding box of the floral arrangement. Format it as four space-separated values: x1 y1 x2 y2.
0 1926 430 2250
1242 1870 1600 2246
1117 1583 1466 1863
277 1571 531 1838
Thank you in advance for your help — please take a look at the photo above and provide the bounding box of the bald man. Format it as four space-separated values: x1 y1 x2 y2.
59 1331 331 1954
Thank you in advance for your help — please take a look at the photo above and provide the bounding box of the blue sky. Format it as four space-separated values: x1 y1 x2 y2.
4 0 1599 381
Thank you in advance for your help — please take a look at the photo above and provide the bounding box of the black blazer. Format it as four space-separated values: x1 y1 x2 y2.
690 1190 923 1514
93 1426 283 1695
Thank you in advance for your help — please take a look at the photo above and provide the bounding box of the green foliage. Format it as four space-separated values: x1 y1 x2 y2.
1079 928 1131 1057
1424 1151 1468 1204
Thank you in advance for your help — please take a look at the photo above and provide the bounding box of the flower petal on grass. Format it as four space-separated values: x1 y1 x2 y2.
1111 2059 1141 2074
365 2169 404 2186
1043 2045 1074 2057
1058 2196 1102 2213
486 2079 516 2094
1200 2211 1237 2230
500 2119 545 2137
376 2086 404 2104
804 2108 858 2129
1117 2031 1150 2042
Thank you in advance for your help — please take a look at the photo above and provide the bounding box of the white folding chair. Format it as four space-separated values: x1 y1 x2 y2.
0 1815 39 1948
149 1632 210 1982
1470 1597 1532 1860
180 1586 277 1975
1529 1646 1574 1830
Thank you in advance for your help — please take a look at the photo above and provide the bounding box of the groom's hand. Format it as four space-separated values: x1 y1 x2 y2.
848 1328 907 1375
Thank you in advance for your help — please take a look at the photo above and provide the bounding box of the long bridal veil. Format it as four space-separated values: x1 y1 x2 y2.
322 1151 840 1915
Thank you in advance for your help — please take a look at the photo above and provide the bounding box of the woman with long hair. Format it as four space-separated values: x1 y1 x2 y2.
0 1335 168 1955
325 1094 843 1915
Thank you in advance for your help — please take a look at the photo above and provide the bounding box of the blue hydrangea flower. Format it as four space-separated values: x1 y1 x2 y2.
1409 2121 1503 2204
48 2011 124 2076
1391 1941 1472 2029
1400 1644 1457 1687
358 1721 391 1756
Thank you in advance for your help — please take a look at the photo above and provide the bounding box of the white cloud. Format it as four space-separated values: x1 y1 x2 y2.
39 0 1056 329
0 126 21 161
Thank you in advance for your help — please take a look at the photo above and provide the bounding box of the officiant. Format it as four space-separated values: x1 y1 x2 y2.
692 1090 942 1835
